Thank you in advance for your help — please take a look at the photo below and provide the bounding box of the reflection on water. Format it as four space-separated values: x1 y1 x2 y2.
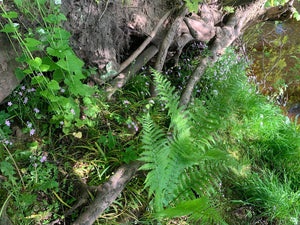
244 2 300 123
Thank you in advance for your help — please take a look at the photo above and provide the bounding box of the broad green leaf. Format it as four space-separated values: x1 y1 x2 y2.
44 14 58 24
64 78 95 96
52 27 71 40
46 47 64 58
0 161 17 186
1 11 18 19
15 53 28 62
24 38 42 48
47 80 60 92
53 69 65 82
13 0 22 7
39 64 50 72
57 13 67 22
0 23 19 33
15 68 26 80
27 57 42 68
156 197 211 218
56 51 84 75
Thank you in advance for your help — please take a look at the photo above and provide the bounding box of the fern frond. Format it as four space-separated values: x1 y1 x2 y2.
152 69 190 135
140 70 230 222
156 197 226 225
139 113 171 210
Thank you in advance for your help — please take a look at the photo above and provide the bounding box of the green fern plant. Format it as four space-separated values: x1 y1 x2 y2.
140 70 230 224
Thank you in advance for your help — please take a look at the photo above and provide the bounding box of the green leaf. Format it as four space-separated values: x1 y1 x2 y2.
0 161 17 186
39 64 50 72
53 69 65 82
15 53 28 62
57 13 67 22
46 47 64 58
294 12 300 21
15 68 26 80
156 197 211 218
31 75 49 85
20 193 36 206
37 0 47 3
27 57 42 68
24 38 42 48
42 56 58 71
13 0 22 6
44 14 58 24
1 11 18 19
47 80 60 92
0 23 19 33
52 27 71 40
56 51 84 75
184 0 203 12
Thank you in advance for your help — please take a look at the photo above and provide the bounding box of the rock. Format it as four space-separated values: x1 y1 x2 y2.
0 33 21 103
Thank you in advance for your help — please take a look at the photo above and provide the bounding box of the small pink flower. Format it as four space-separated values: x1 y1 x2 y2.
30 129 35 136
5 120 10 127
40 155 47 163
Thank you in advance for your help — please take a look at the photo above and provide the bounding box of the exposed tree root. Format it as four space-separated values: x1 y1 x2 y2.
179 0 294 107
117 10 172 74
72 161 143 225
151 6 187 96
106 45 158 100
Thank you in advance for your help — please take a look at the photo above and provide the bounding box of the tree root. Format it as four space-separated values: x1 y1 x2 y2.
106 45 158 100
117 10 172 74
150 6 187 96
179 0 294 107
72 161 143 225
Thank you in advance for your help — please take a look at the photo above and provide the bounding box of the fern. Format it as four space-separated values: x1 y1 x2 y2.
140 70 230 224
139 113 170 211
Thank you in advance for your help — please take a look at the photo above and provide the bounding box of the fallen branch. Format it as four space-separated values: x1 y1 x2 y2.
72 161 143 225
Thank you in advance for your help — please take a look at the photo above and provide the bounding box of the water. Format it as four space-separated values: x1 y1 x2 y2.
244 2 300 123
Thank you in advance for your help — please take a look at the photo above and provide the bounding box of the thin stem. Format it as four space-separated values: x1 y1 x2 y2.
3 144 25 189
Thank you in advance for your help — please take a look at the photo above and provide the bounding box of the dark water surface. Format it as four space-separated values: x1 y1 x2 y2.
245 2 300 122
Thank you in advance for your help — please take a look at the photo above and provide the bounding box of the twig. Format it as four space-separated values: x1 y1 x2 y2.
99 0 110 22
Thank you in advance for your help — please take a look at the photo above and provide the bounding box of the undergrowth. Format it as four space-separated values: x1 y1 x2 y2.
0 0 299 224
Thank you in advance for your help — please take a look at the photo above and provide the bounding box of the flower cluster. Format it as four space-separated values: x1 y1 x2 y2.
128 121 138 132
123 100 130 108
27 121 35 136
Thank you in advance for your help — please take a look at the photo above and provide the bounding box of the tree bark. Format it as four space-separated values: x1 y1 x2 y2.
72 161 143 225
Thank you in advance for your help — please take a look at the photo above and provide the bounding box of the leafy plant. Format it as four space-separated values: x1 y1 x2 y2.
184 0 203 13
1 0 101 134
140 70 230 224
